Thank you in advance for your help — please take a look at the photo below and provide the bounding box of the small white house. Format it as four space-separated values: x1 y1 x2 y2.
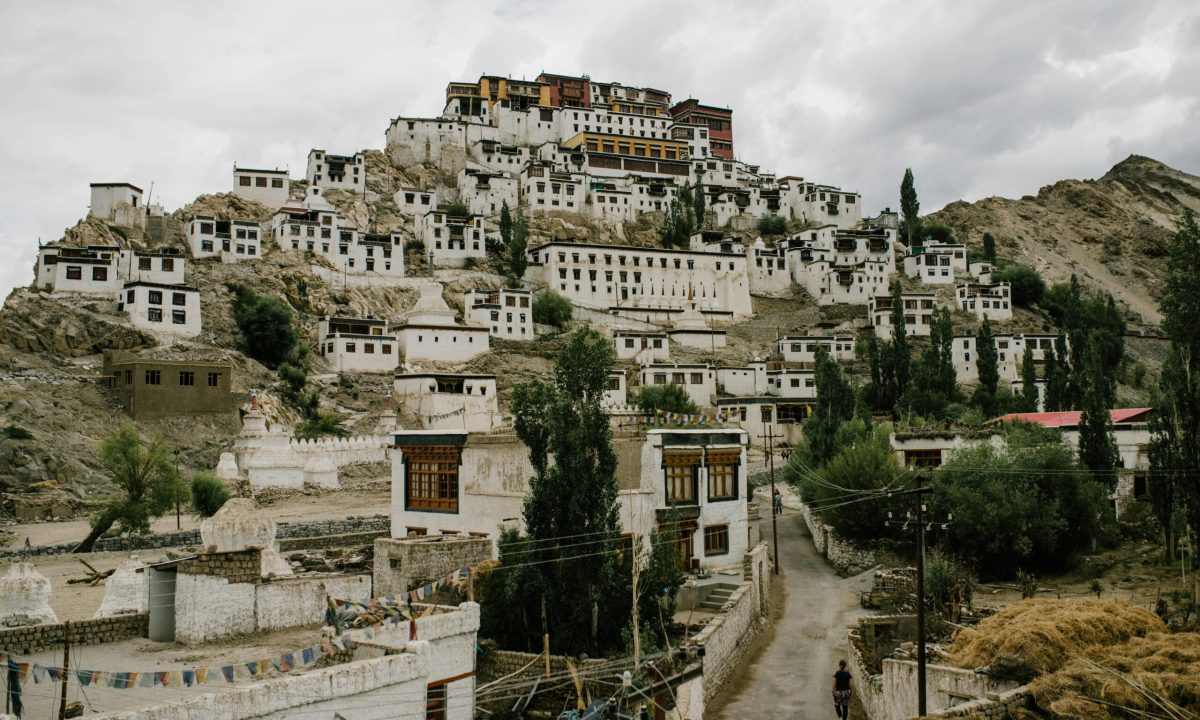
393 285 490 363
188 216 262 261
421 212 487 268
766 367 817 399
120 282 201 338
968 261 994 283
869 292 937 340
638 363 717 409
89 183 145 227
232 166 289 209
604 370 628 407
394 187 436 215
307 149 365 192
457 169 519 217
956 282 1013 321
119 249 186 285
777 335 855 363
903 243 967 285
318 316 398 373
716 361 766 397
613 330 670 363
464 288 533 339
34 245 121 296
393 373 502 432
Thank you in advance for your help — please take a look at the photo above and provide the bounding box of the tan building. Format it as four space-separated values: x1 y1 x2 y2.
102 354 233 420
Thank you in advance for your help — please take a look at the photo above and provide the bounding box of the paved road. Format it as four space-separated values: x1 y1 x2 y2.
709 491 873 719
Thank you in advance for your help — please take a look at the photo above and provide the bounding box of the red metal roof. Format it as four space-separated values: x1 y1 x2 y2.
985 408 1151 428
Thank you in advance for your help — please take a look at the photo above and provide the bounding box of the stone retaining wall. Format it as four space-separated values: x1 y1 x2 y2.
690 542 771 702
1 515 391 559
277 529 388 552
177 549 262 583
799 500 877 572
0 613 148 654
932 688 1031 718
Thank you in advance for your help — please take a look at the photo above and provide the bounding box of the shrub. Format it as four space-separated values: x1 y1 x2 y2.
756 214 787 236
278 363 307 395
190 473 231 518
994 265 1045 307
295 411 347 439
3 425 33 440
921 222 956 244
445 201 469 218
533 290 572 328
230 287 298 368
404 238 425 253
637 384 697 415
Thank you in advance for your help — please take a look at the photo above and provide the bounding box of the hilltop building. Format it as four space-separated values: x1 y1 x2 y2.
232 166 289 208
318 316 398 373
464 288 533 339
393 285 490 363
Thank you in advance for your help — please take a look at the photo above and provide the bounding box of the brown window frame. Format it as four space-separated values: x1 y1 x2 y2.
704 524 729 556
405 446 461 512
707 450 740 501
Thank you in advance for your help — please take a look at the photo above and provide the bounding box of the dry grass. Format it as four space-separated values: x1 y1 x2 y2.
1029 632 1200 719
948 598 1166 676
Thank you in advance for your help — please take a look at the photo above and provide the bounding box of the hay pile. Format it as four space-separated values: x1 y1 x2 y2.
1029 632 1200 719
948 599 1165 676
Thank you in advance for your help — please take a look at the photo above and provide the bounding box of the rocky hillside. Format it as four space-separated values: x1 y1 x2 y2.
926 155 1200 327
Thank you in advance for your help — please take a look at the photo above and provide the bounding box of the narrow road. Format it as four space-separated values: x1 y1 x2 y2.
708 490 873 719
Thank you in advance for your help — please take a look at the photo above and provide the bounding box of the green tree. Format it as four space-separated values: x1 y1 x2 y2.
230 286 298 368
932 426 1108 576
900 168 921 246
993 265 1044 307
532 290 572 328
636 384 698 416
756 214 787 236
803 346 857 467
889 281 911 400
499 200 513 247
1019 345 1040 412
190 473 231 518
983 232 997 263
905 307 957 417
1149 210 1200 577
973 317 1000 416
1043 337 1071 411
922 222 955 245
693 180 706 228
506 210 529 283
1042 275 1124 404
1077 342 1120 489
483 329 638 655
445 200 469 218
75 425 186 552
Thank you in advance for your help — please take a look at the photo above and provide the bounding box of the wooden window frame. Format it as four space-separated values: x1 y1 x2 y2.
664 451 700 505
704 524 730 556
706 450 740 501
404 446 461 513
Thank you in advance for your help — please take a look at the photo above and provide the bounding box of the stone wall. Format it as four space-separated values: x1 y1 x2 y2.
177 549 261 583
0 613 148 654
373 536 492 597
847 615 919 720
799 500 877 572
930 687 1032 718
881 657 1023 720
2 515 391 559
690 541 771 701
277 529 388 552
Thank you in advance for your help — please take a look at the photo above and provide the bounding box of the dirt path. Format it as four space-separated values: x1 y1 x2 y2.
707 491 873 719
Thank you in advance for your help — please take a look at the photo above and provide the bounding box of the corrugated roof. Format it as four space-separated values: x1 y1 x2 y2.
985 408 1151 428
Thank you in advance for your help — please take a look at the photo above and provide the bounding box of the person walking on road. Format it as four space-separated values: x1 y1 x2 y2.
773 487 783 515
832 659 853 718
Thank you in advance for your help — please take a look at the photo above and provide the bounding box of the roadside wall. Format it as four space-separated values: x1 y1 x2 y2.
799 500 877 572
882 658 1022 720
690 541 771 702
0 613 148 654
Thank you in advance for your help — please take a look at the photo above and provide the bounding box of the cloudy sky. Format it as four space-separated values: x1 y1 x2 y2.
1 0 1197 300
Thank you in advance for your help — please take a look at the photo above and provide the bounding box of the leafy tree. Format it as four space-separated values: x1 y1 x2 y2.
1043 337 1071 411
1041 275 1124 404
802 346 857 467
993 265 1045 307
1149 210 1200 575
75 425 186 552
904 307 957 417
277 362 307 405
932 426 1108 576
499 200 513 246
983 232 997 263
1077 342 1120 488
889 281 911 400
506 210 529 283
230 286 298 368
636 384 698 415
445 200 469 218
788 420 903 543
693 180 706 228
973 317 1000 417
190 473 231 518
483 329 645 655
900 168 921 246
295 410 347 439
532 290 572 328
922 222 955 245
1019 345 1040 412
756 214 787 236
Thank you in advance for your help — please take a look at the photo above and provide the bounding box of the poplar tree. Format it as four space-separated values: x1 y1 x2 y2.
973 317 1000 417
889 282 910 399
1020 344 1040 412
693 180 706 228
1077 342 1120 489
499 200 513 246
983 232 997 263
804 346 857 466
900 168 921 246
505 209 529 284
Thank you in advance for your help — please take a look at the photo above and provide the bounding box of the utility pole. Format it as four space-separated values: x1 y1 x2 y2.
758 424 780 575
884 470 948 718
59 620 70 720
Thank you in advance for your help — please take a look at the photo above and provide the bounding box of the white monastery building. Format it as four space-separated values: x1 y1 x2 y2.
613 330 670 363
120 282 202 338
393 373 502 433
393 285 490 363
422 211 487 268
187 216 263 261
306 149 366 193
119 249 186 285
903 242 968 285
869 292 938 340
639 362 717 408
232 166 290 209
956 282 1013 322
777 335 856 363
89 182 146 227
464 288 533 339
34 244 121 296
318 316 398 373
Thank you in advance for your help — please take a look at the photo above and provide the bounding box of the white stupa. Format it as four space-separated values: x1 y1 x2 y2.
94 554 148 617
0 561 58 626
199 498 292 578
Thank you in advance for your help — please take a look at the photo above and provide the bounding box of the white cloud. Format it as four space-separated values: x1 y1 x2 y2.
0 0 1197 301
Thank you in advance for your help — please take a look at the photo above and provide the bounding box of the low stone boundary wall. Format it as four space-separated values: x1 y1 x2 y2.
798 500 877 572
932 688 1032 718
2 515 391 559
691 542 770 701
277 529 388 552
0 612 148 654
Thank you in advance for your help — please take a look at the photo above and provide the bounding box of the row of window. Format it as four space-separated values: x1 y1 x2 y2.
545 252 738 272
326 341 394 355
130 289 188 306
200 240 257 255
128 369 221 387
238 176 285 188
64 265 108 281
146 308 188 324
